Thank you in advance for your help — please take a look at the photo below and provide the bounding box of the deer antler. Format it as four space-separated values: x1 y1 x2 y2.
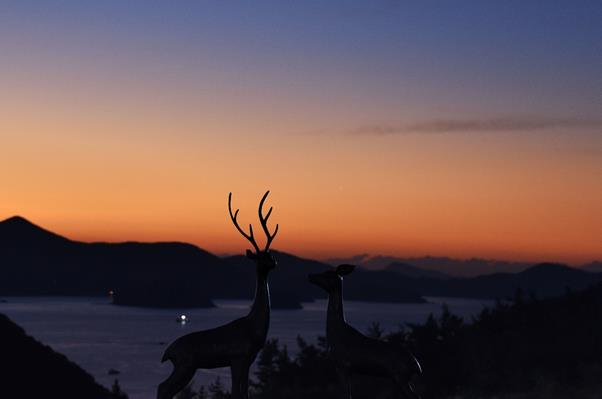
228 192 261 253
258 190 279 251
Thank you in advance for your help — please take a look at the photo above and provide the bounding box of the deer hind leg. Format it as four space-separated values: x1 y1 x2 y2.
157 362 196 399
230 358 251 399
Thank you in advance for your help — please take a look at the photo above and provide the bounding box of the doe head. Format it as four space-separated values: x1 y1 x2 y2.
308 264 355 293
229 191 279 275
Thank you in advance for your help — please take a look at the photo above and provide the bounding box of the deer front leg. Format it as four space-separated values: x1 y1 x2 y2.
336 367 352 399
230 358 251 399
157 362 196 399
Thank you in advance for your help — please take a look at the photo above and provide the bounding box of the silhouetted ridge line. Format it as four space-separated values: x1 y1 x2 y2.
0 215 71 246
327 254 537 277
1 216 600 305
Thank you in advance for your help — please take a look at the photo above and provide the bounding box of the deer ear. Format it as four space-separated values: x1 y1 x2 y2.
336 264 356 276
246 249 257 260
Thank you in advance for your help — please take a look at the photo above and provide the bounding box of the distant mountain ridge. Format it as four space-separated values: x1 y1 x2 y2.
327 253 599 277
1 216 601 306
583 261 602 272
415 262 602 299
384 262 451 279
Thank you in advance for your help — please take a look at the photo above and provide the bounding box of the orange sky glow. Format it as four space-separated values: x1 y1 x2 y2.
2 116 600 264
1 2 600 265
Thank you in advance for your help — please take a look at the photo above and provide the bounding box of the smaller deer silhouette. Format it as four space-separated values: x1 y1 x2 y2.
158 191 279 399
309 264 423 399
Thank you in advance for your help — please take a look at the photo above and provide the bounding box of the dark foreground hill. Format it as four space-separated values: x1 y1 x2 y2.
0 313 119 399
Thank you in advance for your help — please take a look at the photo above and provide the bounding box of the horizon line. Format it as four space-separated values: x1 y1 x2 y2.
1 214 599 268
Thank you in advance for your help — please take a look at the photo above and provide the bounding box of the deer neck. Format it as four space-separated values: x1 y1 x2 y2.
247 271 270 332
326 285 346 336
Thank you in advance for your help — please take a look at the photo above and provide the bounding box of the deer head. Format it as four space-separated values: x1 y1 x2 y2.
308 264 355 293
228 191 279 275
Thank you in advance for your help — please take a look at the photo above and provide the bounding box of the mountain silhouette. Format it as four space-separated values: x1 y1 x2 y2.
415 262 602 299
385 261 451 279
583 261 602 272
0 216 425 306
0 216 225 306
1 216 600 305
0 216 71 247
328 254 535 277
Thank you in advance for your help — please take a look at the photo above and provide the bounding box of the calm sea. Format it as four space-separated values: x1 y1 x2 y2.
0 296 493 399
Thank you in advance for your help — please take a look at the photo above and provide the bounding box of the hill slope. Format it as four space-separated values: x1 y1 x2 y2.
0 313 116 398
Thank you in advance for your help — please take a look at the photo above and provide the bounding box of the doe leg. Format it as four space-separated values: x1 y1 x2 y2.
230 358 251 399
336 367 352 399
157 362 196 399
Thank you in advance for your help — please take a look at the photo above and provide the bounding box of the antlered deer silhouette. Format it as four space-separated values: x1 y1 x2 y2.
309 265 423 399
158 191 279 399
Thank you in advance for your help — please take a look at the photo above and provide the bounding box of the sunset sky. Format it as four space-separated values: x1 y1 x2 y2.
1 1 600 264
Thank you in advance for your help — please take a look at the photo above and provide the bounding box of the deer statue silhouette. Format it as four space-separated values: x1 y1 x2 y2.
157 191 279 399
309 264 423 399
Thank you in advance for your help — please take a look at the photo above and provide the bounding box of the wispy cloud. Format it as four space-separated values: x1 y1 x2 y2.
354 117 602 135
